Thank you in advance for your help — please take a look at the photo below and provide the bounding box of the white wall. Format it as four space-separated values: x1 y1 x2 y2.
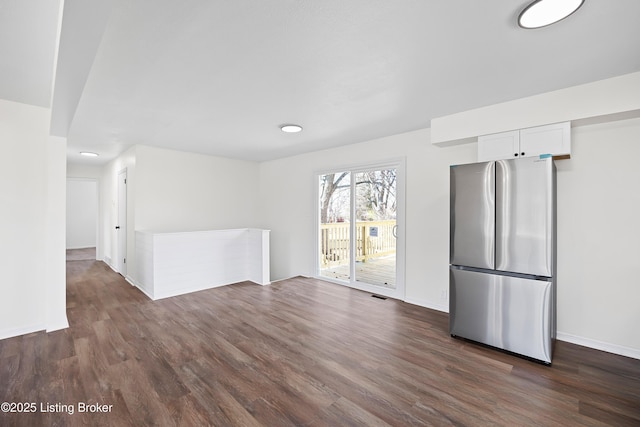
555 118 640 356
134 145 260 232
258 129 476 310
259 118 640 357
46 135 69 333
100 145 261 286
67 163 103 178
66 179 97 249
0 99 67 338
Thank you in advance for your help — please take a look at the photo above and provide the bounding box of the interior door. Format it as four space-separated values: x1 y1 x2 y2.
116 169 127 275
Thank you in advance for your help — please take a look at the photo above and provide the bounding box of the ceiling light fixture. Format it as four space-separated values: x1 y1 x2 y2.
280 124 303 133
518 0 585 29
80 151 99 157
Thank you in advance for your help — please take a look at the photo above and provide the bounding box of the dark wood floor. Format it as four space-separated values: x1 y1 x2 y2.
1 259 639 426
66 247 96 261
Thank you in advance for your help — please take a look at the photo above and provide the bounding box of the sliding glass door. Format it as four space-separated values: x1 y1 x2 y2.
318 162 403 298
319 171 352 281
354 169 396 287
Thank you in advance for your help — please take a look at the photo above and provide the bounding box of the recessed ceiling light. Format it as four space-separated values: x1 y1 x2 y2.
80 151 99 157
280 124 303 133
518 0 585 29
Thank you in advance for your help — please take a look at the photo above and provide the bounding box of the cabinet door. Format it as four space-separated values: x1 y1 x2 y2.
478 130 519 161
519 122 570 158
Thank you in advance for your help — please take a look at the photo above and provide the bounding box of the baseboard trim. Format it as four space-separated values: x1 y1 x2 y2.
123 276 154 299
135 284 155 300
46 317 69 333
556 332 640 360
404 296 449 313
400 299 639 360
0 324 45 341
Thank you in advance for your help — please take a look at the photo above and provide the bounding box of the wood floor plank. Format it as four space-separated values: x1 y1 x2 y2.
311 396 393 427
0 258 638 426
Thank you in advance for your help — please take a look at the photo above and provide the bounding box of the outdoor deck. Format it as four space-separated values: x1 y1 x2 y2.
320 255 396 288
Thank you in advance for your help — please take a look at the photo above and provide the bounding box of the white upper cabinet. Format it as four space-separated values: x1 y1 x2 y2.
478 122 571 162
478 130 520 161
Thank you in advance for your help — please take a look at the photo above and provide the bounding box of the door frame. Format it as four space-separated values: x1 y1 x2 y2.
116 168 127 276
314 158 406 300
66 177 100 257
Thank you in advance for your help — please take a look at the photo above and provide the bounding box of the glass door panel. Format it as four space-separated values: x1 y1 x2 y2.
354 169 397 288
319 172 351 281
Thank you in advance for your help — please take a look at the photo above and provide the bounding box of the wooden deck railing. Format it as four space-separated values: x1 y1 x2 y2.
320 220 396 267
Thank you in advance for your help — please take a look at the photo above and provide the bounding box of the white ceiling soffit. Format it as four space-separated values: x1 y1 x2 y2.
50 0 114 137
48 1 640 164
0 0 60 107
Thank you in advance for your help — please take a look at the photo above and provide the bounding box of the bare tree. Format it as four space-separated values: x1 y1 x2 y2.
319 172 349 223
355 169 396 220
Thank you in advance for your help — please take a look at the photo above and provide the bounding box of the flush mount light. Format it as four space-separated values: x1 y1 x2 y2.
280 124 303 133
518 0 585 29
80 151 99 157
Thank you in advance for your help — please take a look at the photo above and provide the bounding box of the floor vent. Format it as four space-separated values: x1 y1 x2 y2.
371 294 387 300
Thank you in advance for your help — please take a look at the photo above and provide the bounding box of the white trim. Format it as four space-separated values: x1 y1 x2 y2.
128 278 155 300
400 298 640 360
317 275 401 300
0 324 46 341
556 332 640 360
105 258 118 273
270 275 311 284
128 275 271 301
46 318 70 333
404 296 449 314
391 295 640 359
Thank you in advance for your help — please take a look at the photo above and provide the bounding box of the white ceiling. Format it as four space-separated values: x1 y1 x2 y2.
3 1 640 165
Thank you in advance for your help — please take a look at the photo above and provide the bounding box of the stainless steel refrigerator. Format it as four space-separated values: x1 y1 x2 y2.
449 156 556 364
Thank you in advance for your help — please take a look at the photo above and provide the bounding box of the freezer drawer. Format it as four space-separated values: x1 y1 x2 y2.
449 267 553 363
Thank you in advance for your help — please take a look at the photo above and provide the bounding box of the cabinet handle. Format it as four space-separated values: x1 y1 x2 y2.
514 153 519 157
521 152 525 156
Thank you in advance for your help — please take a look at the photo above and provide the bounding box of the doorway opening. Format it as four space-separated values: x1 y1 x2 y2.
317 161 405 299
66 178 98 261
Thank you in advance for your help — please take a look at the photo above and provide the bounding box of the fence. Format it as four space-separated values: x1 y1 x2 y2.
320 220 396 267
